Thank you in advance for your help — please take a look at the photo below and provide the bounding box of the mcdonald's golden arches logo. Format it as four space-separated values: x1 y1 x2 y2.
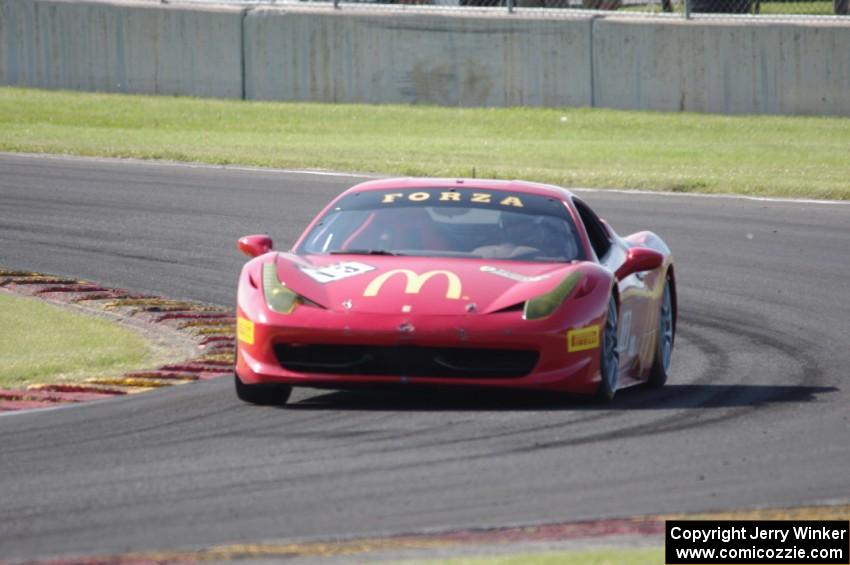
363 269 462 300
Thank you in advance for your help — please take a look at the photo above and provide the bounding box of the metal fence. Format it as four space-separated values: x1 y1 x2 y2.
334 0 847 16
173 0 849 17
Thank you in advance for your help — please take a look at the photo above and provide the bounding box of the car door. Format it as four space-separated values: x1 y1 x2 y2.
571 198 647 384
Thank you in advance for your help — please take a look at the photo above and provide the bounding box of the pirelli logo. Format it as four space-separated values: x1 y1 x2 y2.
567 325 600 352
237 317 254 345
363 269 462 300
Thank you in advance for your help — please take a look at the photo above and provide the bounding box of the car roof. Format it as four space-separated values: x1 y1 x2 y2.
344 177 576 201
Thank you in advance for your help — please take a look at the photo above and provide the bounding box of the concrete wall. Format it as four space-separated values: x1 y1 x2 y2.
0 0 243 97
244 10 593 107
1 0 849 115
592 17 850 116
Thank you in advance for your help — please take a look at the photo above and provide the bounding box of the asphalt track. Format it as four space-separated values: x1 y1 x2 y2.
0 153 848 561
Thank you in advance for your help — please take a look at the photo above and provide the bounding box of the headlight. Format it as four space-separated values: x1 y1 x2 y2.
523 272 582 321
262 263 300 314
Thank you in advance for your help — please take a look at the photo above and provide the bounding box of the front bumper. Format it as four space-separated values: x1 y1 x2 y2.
235 306 602 394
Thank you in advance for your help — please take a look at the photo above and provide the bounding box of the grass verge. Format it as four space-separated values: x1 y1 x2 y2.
401 547 662 565
622 1 835 14
1 87 848 200
0 293 151 389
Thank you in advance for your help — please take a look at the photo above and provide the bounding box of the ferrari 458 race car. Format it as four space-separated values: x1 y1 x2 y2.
234 178 676 405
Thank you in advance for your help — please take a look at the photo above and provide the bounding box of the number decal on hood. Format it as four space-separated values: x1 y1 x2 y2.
480 266 551 283
300 261 376 284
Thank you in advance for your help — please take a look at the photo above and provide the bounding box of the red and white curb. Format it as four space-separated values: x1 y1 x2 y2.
3 504 848 565
0 269 235 412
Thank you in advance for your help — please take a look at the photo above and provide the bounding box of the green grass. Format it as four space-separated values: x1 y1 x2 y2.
758 1 834 14
398 547 662 565
621 1 835 14
0 293 151 388
1 87 848 199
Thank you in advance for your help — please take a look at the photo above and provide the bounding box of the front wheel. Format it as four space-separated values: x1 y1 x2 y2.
646 278 674 388
234 374 292 406
595 294 620 402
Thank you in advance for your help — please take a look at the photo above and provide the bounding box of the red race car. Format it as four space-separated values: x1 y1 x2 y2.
234 178 676 404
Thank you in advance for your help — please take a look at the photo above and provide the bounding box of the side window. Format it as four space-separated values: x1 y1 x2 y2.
572 198 612 260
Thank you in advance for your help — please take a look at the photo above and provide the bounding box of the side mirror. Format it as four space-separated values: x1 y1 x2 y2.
615 247 663 280
238 235 273 258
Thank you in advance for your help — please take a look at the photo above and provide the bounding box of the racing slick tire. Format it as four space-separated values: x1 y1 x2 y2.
234 374 293 406
646 277 674 388
595 294 620 402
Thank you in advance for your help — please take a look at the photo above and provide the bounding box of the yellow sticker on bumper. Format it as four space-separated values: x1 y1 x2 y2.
237 317 255 345
567 325 600 352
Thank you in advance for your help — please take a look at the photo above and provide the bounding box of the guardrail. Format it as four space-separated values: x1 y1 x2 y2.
1 0 848 115
172 0 850 18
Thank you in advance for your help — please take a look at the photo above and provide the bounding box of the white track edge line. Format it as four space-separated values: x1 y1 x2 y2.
3 152 847 206
571 187 849 206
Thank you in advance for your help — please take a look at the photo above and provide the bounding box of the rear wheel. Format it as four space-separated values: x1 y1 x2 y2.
646 278 674 388
595 294 620 402
234 374 292 406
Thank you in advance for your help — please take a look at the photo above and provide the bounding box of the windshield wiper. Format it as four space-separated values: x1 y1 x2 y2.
330 249 402 256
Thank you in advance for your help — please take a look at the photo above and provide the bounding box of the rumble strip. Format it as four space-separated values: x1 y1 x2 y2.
2 504 847 565
0 269 235 412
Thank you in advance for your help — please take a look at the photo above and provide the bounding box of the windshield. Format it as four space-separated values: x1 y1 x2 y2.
297 188 585 263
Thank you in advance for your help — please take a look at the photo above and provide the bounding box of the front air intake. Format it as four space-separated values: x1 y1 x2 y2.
274 344 538 379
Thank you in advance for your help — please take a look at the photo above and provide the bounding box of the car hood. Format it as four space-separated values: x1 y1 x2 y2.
270 253 585 316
